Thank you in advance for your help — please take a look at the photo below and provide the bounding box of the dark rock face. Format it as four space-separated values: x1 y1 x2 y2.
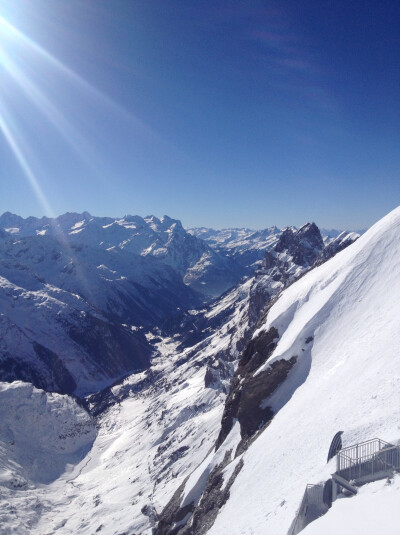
155 479 195 535
274 223 324 267
155 452 244 535
181 456 244 535
215 326 283 450
237 357 296 444
247 276 272 326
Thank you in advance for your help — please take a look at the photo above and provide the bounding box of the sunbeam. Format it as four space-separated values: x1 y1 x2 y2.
0 14 152 133
0 108 53 217
0 47 98 166
0 104 98 306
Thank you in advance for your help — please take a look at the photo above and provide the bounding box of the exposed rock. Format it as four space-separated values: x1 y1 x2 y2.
274 223 324 267
237 356 297 444
155 479 195 535
215 326 279 450
180 456 244 535
155 452 244 535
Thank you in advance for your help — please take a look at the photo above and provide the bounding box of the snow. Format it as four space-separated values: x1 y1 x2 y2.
28 347 225 535
208 206 400 535
188 226 282 269
303 475 400 535
0 381 95 534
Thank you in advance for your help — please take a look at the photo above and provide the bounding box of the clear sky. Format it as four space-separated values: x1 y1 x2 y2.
0 0 399 230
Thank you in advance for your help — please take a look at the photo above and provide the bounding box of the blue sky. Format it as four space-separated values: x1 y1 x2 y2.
0 0 399 229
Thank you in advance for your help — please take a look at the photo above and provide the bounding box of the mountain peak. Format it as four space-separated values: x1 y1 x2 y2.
0 211 24 226
274 222 324 266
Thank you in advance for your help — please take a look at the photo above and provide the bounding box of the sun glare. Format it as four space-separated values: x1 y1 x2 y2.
0 10 156 215
0 108 53 216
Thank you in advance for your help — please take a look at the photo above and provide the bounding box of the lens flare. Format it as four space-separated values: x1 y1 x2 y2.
0 107 53 216
1 48 98 165
0 14 151 131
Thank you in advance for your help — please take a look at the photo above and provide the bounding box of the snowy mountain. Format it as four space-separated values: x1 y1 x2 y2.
0 212 245 395
1 207 396 535
188 226 281 270
0 381 96 531
0 228 203 395
0 212 245 298
0 231 200 326
188 225 359 273
321 227 366 240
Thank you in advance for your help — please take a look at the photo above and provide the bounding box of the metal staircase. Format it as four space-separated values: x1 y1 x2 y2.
287 437 400 535
335 438 400 485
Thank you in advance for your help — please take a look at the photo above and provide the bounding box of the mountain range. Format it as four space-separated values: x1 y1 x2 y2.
1 208 398 535
0 212 357 397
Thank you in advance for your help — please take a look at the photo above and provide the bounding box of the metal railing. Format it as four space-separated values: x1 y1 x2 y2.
336 438 400 483
287 484 327 535
337 438 391 470
287 438 400 535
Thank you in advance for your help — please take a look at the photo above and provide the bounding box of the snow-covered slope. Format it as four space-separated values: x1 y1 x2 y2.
159 206 400 534
303 475 400 535
0 381 95 532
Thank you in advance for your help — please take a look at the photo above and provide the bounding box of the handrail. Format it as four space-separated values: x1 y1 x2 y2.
340 438 392 457
336 440 400 482
337 438 395 471
288 438 400 535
